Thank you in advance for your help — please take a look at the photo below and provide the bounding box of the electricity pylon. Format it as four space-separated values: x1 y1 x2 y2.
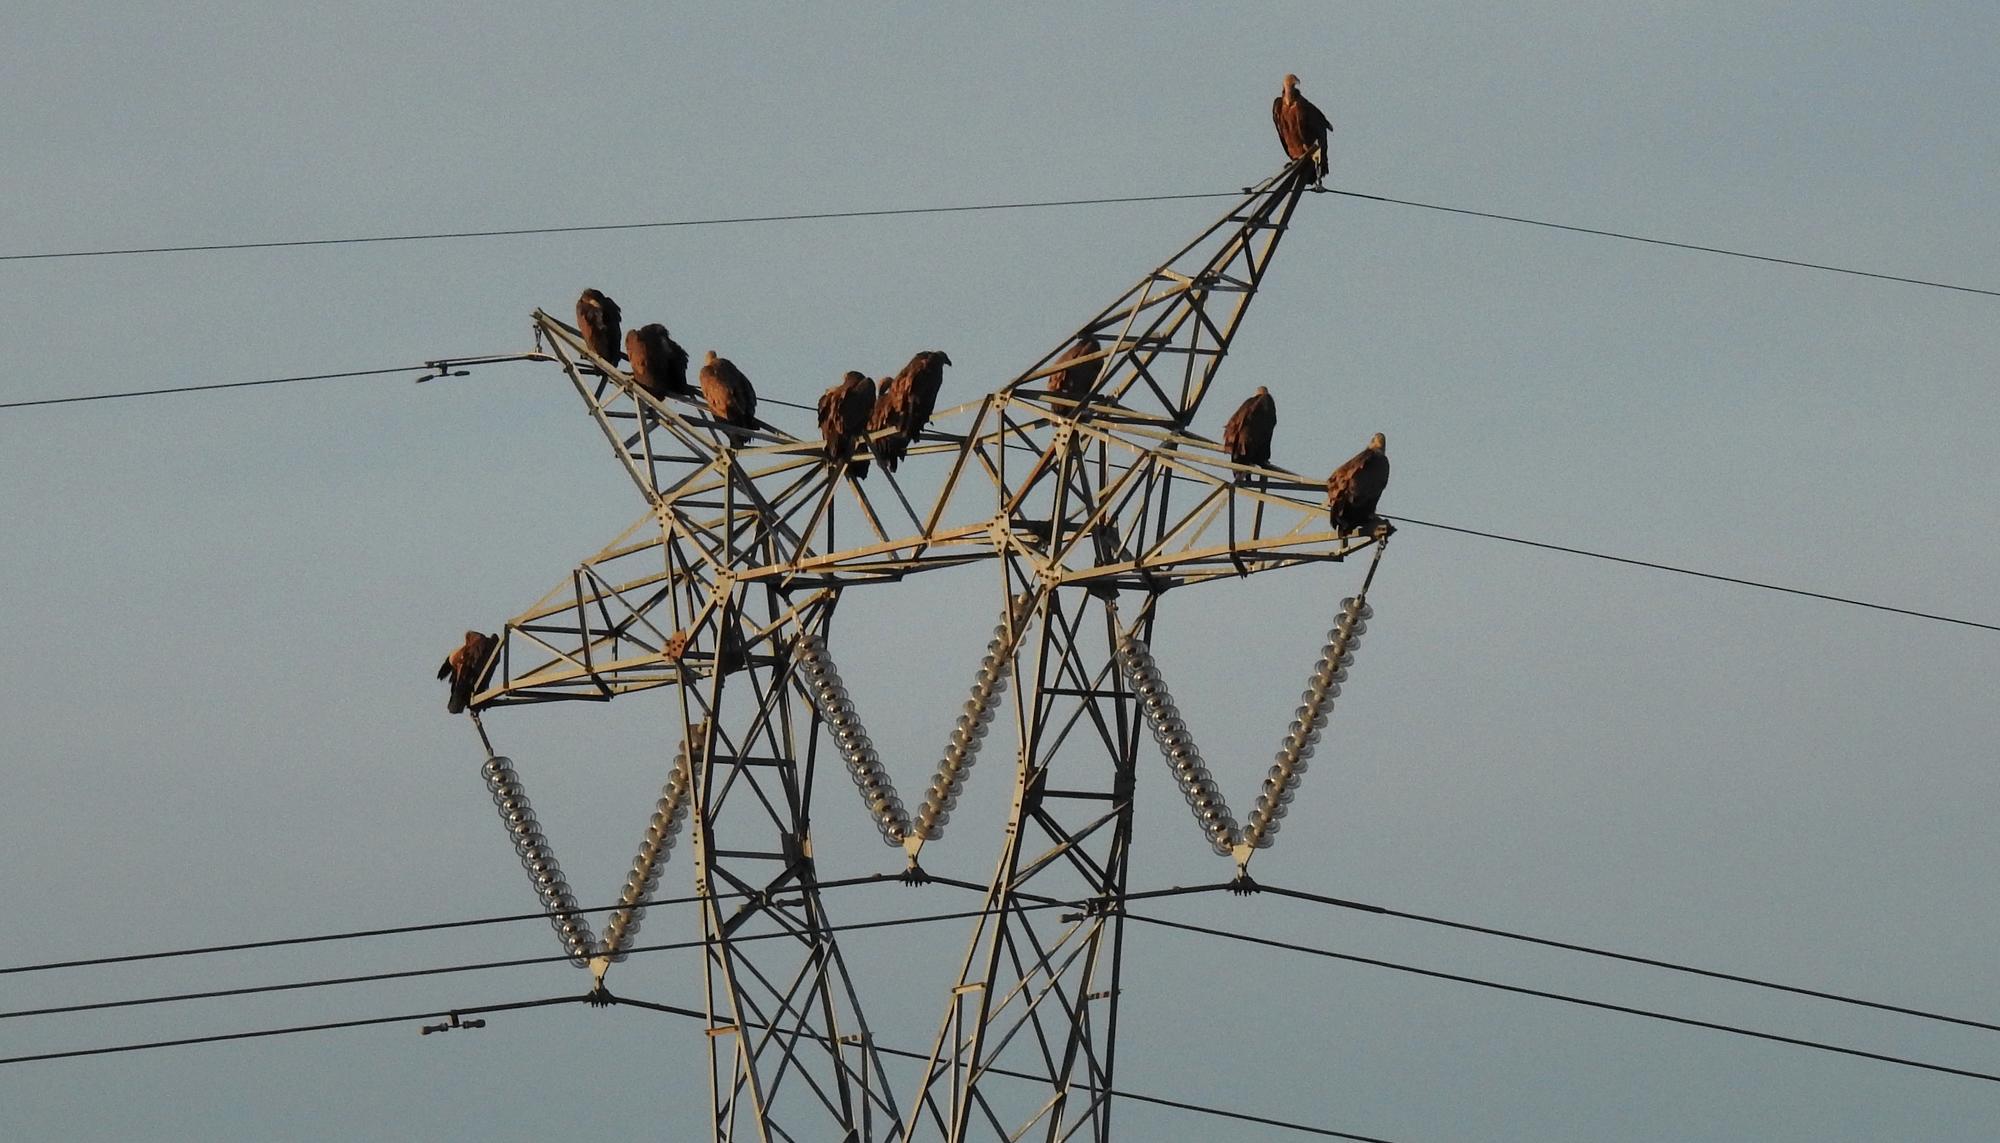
454 155 1388 1141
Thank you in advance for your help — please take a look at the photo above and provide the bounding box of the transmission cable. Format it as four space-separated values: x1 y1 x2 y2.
5 184 1993 302
0 191 1241 263
0 890 1227 1023
0 365 436 410
609 994 1404 1141
1329 189 2000 299
0 886 740 977
0 875 894 977
1127 914 2000 1086
1256 881 2000 1035
1387 514 2000 633
0 994 585 1066
3 368 1985 635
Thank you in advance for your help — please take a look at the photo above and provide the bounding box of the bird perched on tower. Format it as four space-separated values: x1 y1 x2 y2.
698 351 759 446
1048 336 1104 397
818 371 878 478
625 323 690 400
1222 386 1277 477
1326 433 1390 535
868 350 953 473
575 289 623 364
437 631 498 715
1271 74 1331 188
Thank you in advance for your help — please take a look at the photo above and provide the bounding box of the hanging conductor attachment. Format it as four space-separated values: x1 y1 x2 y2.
419 1011 487 1036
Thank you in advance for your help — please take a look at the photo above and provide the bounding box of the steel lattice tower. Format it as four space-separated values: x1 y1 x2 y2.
454 156 1389 1141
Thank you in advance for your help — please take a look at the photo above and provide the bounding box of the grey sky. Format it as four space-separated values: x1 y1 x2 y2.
4 3 1997 1140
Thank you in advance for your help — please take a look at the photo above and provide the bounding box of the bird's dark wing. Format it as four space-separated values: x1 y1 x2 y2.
1222 398 1253 454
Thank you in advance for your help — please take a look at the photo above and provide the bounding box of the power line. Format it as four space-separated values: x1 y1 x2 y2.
0 995 584 1066
1 373 1986 636
21 872 1993 1051
1388 515 2000 633
1126 913 2000 1087
0 885 751 977
5 183 1993 302
0 874 907 978
0 191 1241 263
0 892 1187 1023
0 878 1215 983
1330 189 2000 299
609 995 1404 1141
1257 882 2000 1035
0 365 433 410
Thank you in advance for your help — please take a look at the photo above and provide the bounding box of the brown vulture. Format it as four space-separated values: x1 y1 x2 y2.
867 350 952 473
698 350 759 445
1222 386 1277 477
1048 336 1104 397
818 371 878 478
1271 74 1331 187
625 323 690 399
575 289 623 364
436 630 498 715
1326 432 1390 534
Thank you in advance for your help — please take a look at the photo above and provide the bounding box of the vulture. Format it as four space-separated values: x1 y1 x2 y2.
575 289 623 364
1222 386 1277 477
1271 74 1332 187
698 350 759 445
436 630 498 715
1326 432 1390 535
867 350 953 473
625 323 690 400
1048 336 1104 397
818 371 878 478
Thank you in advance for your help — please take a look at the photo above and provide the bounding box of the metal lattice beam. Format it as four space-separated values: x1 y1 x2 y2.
457 156 1389 1142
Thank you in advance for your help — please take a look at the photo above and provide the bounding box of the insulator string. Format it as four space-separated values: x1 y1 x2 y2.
1241 595 1370 850
1116 594 1374 857
1115 635 1241 856
794 606 1021 847
911 625 1014 840
795 633 914 845
598 743 695 960
481 756 597 966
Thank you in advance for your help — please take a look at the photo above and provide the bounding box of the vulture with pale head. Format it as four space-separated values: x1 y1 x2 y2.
867 350 953 472
1222 386 1277 477
1326 433 1390 534
1048 336 1104 397
1271 74 1331 187
625 323 690 399
699 350 759 445
818 371 878 478
437 630 498 715
575 289 623 364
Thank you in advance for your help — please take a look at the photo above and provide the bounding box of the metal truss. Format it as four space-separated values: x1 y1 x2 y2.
457 155 1390 1142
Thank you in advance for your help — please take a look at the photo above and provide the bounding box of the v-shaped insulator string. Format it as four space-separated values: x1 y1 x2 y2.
482 755 596 965
794 606 1019 848
599 741 694 960
1115 592 1372 860
479 743 694 966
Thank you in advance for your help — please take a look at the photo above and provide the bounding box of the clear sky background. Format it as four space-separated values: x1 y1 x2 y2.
4 3 1998 1140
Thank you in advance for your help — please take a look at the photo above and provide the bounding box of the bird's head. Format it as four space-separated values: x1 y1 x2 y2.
1369 432 1386 451
1255 385 1270 396
1283 73 1301 92
705 350 718 364
933 351 954 368
844 370 868 386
